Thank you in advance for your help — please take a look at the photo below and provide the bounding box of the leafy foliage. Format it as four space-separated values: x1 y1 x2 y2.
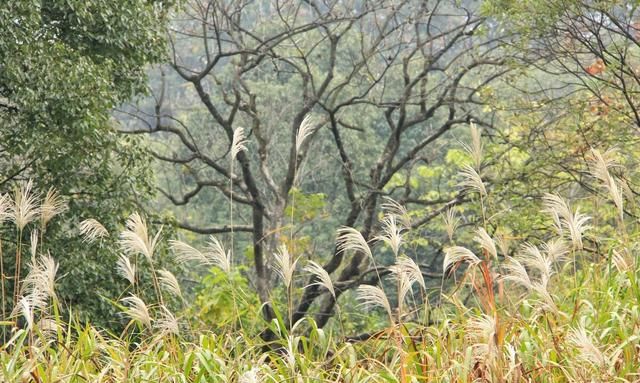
0 0 171 327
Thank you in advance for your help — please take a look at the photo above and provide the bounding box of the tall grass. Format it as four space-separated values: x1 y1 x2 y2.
2 133 640 382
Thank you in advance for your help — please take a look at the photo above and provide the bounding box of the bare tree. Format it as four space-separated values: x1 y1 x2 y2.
121 0 508 327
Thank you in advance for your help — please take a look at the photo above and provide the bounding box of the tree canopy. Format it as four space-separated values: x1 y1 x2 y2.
120 0 513 328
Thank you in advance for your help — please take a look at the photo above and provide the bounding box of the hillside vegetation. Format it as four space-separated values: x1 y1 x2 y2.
1 135 639 382
2 0 640 381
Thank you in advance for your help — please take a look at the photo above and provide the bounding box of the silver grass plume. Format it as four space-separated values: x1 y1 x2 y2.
169 240 207 264
466 313 498 363
155 305 180 336
12 255 56 327
206 236 231 274
542 238 568 263
356 285 393 322
599 165 624 218
443 246 481 274
40 187 67 228
388 260 422 316
11 179 40 230
158 269 182 298
37 317 60 342
621 178 635 209
304 261 335 299
375 214 403 257
473 227 497 260
273 245 298 289
79 218 109 243
441 207 460 242
121 294 152 328
295 114 319 154
21 254 58 301
395 272 414 315
500 257 533 290
542 194 591 250
116 254 136 286
518 243 554 288
612 249 634 274
35 254 57 300
389 256 425 291
567 325 606 368
30 229 38 259
17 296 35 331
467 312 497 343
587 148 619 181
501 250 560 313
494 230 511 257
336 227 372 259
119 212 162 262
239 368 260 383
170 237 231 273
461 121 483 170
13 289 49 330
381 197 411 229
505 343 520 381
531 282 559 315
588 148 624 220
0 193 10 224
231 127 248 160
458 164 487 196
